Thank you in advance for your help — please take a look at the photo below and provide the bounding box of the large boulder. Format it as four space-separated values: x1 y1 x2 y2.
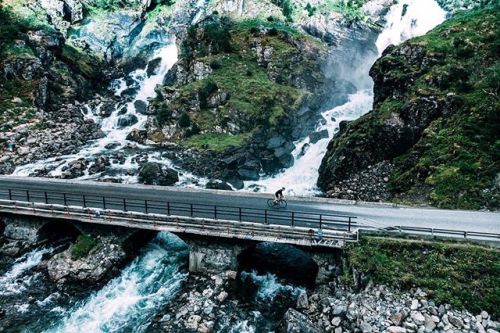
117 114 139 128
138 162 179 186
278 308 320 333
47 236 127 284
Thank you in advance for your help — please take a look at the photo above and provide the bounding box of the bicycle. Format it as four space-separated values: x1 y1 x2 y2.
267 198 287 209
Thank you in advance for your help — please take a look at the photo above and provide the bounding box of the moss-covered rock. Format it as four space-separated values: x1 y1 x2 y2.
318 8 500 210
148 16 334 181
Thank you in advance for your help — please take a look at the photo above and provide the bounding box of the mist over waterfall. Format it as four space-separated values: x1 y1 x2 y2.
243 0 446 196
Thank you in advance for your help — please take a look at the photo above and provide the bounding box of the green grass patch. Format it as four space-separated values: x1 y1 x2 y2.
182 132 250 152
62 44 104 79
344 236 500 317
70 234 98 260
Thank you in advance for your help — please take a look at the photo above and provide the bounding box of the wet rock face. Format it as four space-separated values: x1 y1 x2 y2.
138 162 179 186
237 242 319 288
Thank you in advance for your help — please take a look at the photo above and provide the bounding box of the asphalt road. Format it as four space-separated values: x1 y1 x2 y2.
0 176 499 235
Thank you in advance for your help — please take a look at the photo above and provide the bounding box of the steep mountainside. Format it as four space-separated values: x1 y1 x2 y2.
144 17 340 184
318 8 499 209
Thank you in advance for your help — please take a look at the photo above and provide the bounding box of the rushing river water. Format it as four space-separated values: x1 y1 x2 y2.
3 0 448 331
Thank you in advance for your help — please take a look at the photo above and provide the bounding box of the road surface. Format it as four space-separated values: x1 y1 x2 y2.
0 176 498 235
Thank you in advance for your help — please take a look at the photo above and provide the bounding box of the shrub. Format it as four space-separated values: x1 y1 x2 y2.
70 234 98 260
177 112 191 128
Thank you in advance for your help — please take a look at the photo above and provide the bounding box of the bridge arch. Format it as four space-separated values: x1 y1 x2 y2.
37 220 82 242
122 229 158 257
0 217 5 236
237 242 319 288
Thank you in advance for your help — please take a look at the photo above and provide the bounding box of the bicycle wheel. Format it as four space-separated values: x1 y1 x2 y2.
267 199 275 208
279 200 287 208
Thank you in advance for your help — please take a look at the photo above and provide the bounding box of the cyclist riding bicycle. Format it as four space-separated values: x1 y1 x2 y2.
274 187 285 203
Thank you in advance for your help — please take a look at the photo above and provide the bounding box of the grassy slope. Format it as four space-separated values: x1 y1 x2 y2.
391 9 500 209
332 8 499 209
344 236 500 317
389 9 500 209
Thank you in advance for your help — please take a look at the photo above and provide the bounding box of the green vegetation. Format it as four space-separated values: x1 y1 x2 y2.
70 234 98 260
154 17 324 152
388 9 500 209
344 236 500 317
317 0 369 22
182 133 251 152
62 44 104 79
271 0 294 22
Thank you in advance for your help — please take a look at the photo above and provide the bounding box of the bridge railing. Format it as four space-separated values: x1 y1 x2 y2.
0 187 357 233
383 226 500 241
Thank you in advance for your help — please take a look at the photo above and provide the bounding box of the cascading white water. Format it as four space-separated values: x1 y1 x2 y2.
13 43 179 180
239 271 305 302
0 246 54 295
45 232 188 333
243 0 446 196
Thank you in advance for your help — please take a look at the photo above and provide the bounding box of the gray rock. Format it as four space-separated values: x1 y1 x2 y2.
296 291 309 309
117 114 139 128
134 100 148 115
205 180 233 191
278 308 319 333
448 315 464 328
309 130 329 144
424 314 436 332
146 58 162 77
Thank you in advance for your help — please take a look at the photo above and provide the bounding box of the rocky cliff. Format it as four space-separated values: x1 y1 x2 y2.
144 16 339 185
317 8 499 209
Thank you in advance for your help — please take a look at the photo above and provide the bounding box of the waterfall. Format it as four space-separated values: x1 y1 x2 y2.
13 43 179 181
242 0 446 196
44 232 188 333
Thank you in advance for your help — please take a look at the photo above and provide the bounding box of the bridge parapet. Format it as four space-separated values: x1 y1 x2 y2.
0 197 357 249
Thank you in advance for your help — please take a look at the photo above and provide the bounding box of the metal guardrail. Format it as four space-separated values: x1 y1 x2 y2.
382 226 500 241
0 187 357 233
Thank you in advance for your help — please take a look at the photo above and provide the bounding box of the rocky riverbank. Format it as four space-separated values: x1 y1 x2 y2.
149 267 500 333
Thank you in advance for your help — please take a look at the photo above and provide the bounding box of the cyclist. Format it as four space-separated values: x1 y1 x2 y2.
274 187 285 204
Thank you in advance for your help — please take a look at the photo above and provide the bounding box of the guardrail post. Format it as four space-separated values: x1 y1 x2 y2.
8 189 12 201
190 204 193 217
44 192 48 204
464 231 467 238
167 202 170 215
291 212 295 227
239 207 242 222
26 190 30 202
83 195 86 208
123 198 127 212
145 200 148 214
214 205 217 219
265 210 268 224
103 196 106 210
348 217 351 232
319 214 323 230
63 193 67 206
